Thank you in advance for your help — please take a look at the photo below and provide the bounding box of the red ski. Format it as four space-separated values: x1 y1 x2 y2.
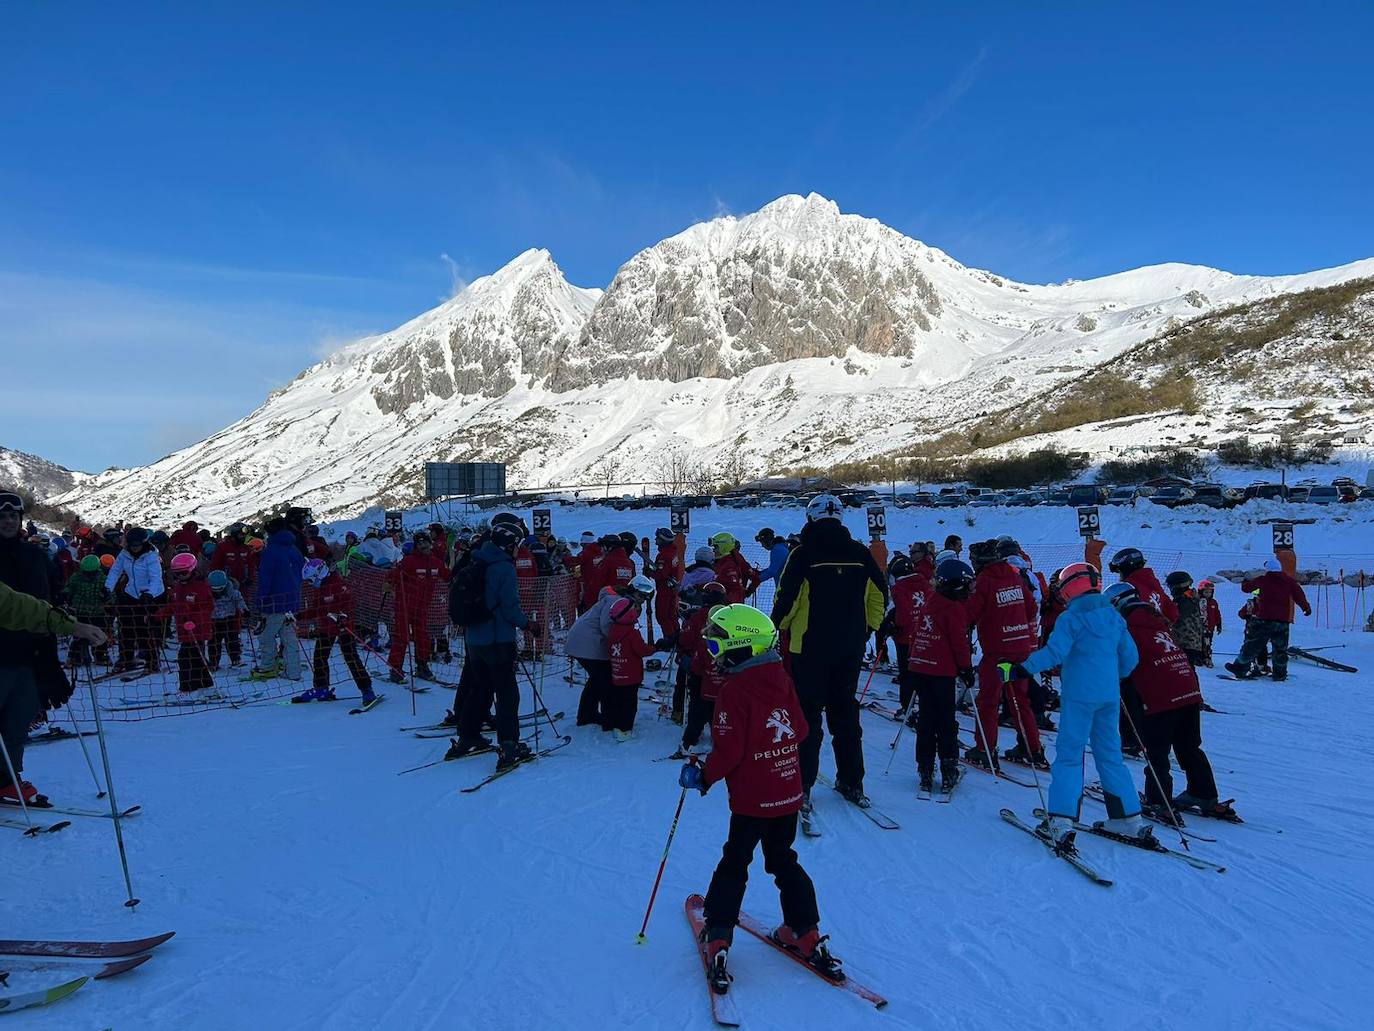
0 953 152 981
685 895 742 1028
733 908 887 1009
0 931 175 959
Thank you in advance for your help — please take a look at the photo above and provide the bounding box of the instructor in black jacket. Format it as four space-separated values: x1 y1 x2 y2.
771 494 887 809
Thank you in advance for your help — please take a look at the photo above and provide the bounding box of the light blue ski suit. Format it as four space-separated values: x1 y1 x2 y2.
1022 592 1140 818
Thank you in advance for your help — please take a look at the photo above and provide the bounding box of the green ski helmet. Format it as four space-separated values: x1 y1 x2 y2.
703 604 778 669
708 531 737 557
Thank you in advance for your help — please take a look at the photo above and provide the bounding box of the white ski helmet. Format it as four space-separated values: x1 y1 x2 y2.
806 494 844 522
626 574 655 599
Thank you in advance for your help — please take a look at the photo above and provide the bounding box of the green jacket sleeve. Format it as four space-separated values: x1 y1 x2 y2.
0 581 78 636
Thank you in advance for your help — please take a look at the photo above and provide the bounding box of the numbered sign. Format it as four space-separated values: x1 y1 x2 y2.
532 508 552 536
866 506 887 538
1272 522 1295 551
384 510 403 534
1076 506 1100 539
670 506 691 535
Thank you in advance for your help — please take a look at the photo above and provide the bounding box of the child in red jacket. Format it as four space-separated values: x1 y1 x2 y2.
295 559 375 705
160 553 214 693
1198 579 1222 667
675 580 728 755
606 597 655 739
678 603 841 990
907 558 976 794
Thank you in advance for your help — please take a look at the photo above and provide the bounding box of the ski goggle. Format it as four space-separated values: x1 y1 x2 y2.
0 492 23 514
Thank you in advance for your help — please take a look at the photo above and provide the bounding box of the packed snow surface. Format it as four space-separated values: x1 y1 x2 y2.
5 505 1373 1030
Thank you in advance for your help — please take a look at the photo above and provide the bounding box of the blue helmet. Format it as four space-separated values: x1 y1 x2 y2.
1103 581 1138 611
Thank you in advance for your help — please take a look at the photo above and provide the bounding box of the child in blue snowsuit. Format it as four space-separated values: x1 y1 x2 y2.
1013 563 1145 845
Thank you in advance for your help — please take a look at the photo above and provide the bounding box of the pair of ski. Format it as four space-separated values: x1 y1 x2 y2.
107 689 266 712
1030 808 1226 873
1081 784 1234 840
686 895 885 1026
398 709 552 733
814 774 899 830
916 769 959 804
1 798 141 823
24 727 97 746
459 735 573 793
0 931 173 1014
411 711 563 739
397 728 543 774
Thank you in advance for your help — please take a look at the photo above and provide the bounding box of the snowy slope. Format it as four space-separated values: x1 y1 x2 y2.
0 444 88 501
6 504 1372 1030
54 195 1374 525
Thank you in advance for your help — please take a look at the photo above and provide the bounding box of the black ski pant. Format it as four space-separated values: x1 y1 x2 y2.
682 673 714 748
575 658 612 727
116 593 162 669
1027 674 1050 719
207 617 242 668
791 650 865 791
894 643 913 712
604 681 639 733
0 666 39 789
312 634 371 693
176 642 214 693
703 812 818 944
672 652 689 717
1140 703 1217 805
458 643 521 744
1238 619 1290 678
912 673 958 774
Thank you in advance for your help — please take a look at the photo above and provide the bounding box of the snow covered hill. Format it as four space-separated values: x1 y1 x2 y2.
0 444 88 501
54 195 1374 525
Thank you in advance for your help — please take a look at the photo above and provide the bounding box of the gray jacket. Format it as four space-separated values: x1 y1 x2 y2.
565 591 617 661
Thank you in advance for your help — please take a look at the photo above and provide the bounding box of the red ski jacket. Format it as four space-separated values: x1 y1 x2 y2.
701 654 810 818
1124 568 1179 624
608 618 655 687
590 549 636 600
649 542 679 591
305 537 332 562
576 544 603 609
392 552 447 612
907 592 972 677
211 540 256 585
1204 597 1222 632
159 581 214 644
713 550 758 605
965 560 1038 662
514 544 537 580
1123 605 1201 714
890 571 932 643
1239 571 1311 623
305 573 356 636
168 522 201 556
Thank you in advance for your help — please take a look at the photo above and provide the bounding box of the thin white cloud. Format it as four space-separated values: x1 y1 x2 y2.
439 252 470 298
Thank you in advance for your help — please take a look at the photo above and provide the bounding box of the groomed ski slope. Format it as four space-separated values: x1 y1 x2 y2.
4 504 1374 1030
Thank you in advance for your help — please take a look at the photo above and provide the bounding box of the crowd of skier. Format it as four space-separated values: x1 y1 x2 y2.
0 484 1321 987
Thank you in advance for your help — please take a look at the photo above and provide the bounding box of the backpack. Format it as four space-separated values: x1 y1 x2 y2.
448 555 492 628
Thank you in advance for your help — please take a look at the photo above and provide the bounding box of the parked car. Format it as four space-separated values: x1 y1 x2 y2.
1149 486 1196 508
1105 486 1138 506
968 493 1006 508
933 493 967 508
1337 485 1359 503
908 492 938 508
1360 487 1374 501
1288 487 1310 503
1186 484 1242 509
1244 483 1288 502
1042 489 1071 506
1066 484 1105 507
1307 485 1341 505
1004 491 1043 507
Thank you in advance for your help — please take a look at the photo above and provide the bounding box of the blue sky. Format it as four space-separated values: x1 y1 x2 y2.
3 2 1371 473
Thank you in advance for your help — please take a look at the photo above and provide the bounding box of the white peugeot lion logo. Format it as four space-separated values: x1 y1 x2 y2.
1154 631 1178 652
765 708 796 744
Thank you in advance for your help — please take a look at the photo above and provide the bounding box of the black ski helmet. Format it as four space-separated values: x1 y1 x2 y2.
934 559 975 601
654 527 674 545
125 527 150 549
1108 547 1146 576
888 554 914 581
492 512 528 537
967 539 996 573
1165 571 1193 592
490 522 522 552
995 536 1021 560
619 530 638 552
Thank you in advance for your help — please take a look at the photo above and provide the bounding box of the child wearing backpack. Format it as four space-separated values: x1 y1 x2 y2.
606 597 655 740
207 570 247 669
64 554 111 665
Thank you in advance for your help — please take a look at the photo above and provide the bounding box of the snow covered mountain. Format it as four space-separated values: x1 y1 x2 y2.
56 194 1374 525
0 444 87 501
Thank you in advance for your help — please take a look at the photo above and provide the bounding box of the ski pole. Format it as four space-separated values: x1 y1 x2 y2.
882 700 913 775
855 654 881 705
84 664 141 908
999 664 1048 813
0 731 35 832
636 759 696 944
66 703 107 798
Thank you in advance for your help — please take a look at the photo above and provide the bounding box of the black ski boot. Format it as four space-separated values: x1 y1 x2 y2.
495 739 534 772
445 735 493 760
772 925 844 981
918 770 934 795
1003 743 1050 770
700 927 732 994
1223 661 1253 680
439 708 459 728
387 668 406 685
834 780 871 808
416 662 435 681
963 746 996 770
939 759 962 790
